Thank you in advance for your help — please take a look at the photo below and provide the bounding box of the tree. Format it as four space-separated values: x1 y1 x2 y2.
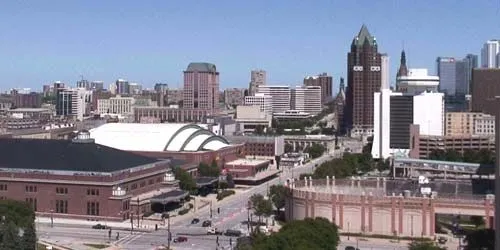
408 241 445 250
251 217 339 250
463 149 479 163
0 221 21 250
249 194 273 223
21 223 36 250
444 149 462 162
269 185 287 211
429 149 447 161
174 167 196 192
304 143 325 159
197 160 221 177
464 229 494 250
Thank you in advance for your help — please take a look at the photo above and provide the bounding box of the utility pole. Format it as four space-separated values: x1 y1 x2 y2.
210 200 213 218
167 213 171 250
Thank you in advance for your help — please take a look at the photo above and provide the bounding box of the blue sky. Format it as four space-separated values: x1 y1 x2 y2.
0 0 499 92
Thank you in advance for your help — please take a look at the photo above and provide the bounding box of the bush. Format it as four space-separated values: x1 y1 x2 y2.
142 211 155 217
217 190 236 201
178 208 190 215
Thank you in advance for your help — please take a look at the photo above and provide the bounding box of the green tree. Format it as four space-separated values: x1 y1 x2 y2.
408 241 445 250
470 215 485 228
463 149 479 163
429 149 446 161
21 223 36 250
250 194 273 223
464 229 494 250
252 217 339 250
0 221 21 250
477 149 494 165
444 149 462 162
269 185 287 211
174 167 196 191
304 143 325 159
197 160 221 177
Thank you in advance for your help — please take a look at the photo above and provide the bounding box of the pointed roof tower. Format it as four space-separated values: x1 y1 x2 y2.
352 24 377 47
396 50 408 77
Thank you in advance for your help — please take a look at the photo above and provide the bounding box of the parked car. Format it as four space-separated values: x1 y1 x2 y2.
191 218 200 224
173 236 188 243
345 246 359 250
207 227 223 235
92 224 109 230
202 220 212 227
438 236 448 244
224 229 242 237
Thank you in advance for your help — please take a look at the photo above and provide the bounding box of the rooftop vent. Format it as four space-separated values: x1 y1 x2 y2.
72 130 95 144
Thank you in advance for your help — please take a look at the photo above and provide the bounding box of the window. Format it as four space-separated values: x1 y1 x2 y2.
122 200 130 211
25 186 37 193
0 184 6 191
0 196 5 200
131 183 138 190
56 200 68 214
86 201 100 216
87 188 100 196
25 198 37 211
140 181 146 188
148 179 154 185
56 187 68 194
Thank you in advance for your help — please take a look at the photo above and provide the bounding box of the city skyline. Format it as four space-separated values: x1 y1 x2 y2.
0 0 499 91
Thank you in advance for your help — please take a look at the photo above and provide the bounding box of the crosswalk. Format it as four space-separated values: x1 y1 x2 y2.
114 232 146 245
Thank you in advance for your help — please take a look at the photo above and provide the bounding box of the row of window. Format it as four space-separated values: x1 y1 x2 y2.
127 177 162 192
0 184 100 196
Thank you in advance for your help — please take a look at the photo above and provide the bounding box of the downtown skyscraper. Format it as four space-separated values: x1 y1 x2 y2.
344 25 382 136
183 62 220 112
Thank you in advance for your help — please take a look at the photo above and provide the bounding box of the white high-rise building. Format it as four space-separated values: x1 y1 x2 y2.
244 93 273 118
396 68 440 95
57 88 92 121
381 54 390 90
481 40 500 68
291 86 322 115
372 89 444 159
256 85 291 114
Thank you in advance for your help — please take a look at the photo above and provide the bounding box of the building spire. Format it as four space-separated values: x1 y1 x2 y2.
397 49 408 77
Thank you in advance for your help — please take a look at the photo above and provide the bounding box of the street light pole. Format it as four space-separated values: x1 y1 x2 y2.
347 222 350 240
167 213 171 250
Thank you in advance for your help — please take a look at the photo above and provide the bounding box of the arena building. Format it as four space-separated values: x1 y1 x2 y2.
285 177 494 237
89 123 244 173
0 131 187 221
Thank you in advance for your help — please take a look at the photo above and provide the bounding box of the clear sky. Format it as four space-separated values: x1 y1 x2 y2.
0 0 499 92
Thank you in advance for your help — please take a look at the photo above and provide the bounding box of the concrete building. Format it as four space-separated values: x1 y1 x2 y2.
273 110 313 121
56 88 92 121
334 78 346 134
471 68 500 116
436 57 456 96
90 81 104 91
495 98 500 250
256 85 291 114
481 40 500 68
183 62 219 112
235 105 271 133
291 85 322 115
128 83 142 95
97 95 135 115
225 135 285 167
396 69 439 95
303 73 333 104
381 54 390 90
372 89 444 159
13 93 41 108
224 88 246 107
154 83 169 107
244 93 273 118
248 70 266 96
445 112 495 136
345 25 382 136
167 88 183 105
133 106 210 123
285 178 494 237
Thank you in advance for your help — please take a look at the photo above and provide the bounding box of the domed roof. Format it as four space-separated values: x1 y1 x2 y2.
89 123 230 152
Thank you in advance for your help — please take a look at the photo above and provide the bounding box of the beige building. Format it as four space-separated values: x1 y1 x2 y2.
97 95 135 115
244 93 273 118
291 85 322 115
224 88 245 107
235 105 271 133
248 70 266 96
445 112 495 136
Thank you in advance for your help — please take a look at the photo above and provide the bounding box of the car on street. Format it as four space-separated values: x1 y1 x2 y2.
173 236 188 243
345 247 359 250
207 227 223 235
191 218 200 224
202 220 212 227
224 229 242 237
438 236 448 244
92 224 110 230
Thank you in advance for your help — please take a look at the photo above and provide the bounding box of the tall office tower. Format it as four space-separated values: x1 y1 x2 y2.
303 73 333 103
248 70 266 96
380 54 390 90
464 54 478 94
481 40 500 68
183 62 219 111
244 93 273 118
436 57 457 96
495 98 500 250
371 89 444 159
396 50 408 78
256 85 291 114
129 83 142 95
90 81 104 91
335 78 346 134
154 83 169 107
292 86 322 115
455 60 467 97
471 68 500 115
115 79 130 95
56 88 92 121
224 88 246 107
345 25 382 136
76 79 90 89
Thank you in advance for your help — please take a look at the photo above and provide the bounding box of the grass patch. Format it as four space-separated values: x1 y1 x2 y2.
83 243 109 249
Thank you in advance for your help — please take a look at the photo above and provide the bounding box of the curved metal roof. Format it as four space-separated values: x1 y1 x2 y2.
89 123 230 152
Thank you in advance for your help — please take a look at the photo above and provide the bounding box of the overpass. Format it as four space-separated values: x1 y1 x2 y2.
285 177 494 237
283 135 335 151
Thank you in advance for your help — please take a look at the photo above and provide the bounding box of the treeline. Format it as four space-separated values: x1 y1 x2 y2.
0 200 37 250
428 149 494 165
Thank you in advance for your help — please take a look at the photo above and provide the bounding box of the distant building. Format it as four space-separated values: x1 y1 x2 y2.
56 88 92 121
115 79 130 95
303 73 332 104
436 57 456 96
13 93 41 108
471 68 500 116
396 69 439 95
183 62 219 112
345 25 382 136
76 79 90 89
256 85 291 114
244 93 273 118
129 83 142 95
463 54 478 94
248 70 266 96
90 81 104 91
291 85 322 115
224 88 246 107
97 95 135 115
481 40 500 68
235 105 271 133
381 54 390 90
334 78 346 134
133 106 210 123
154 83 169 107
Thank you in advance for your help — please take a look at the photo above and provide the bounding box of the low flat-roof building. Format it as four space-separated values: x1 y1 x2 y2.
0 131 184 221
224 158 270 179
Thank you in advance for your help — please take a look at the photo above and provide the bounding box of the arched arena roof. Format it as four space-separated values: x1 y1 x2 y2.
89 123 230 152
